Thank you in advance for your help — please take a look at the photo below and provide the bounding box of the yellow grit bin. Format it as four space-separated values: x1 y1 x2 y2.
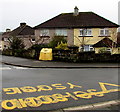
39 48 53 61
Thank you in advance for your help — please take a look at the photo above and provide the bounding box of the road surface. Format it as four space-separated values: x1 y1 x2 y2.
1 63 119 111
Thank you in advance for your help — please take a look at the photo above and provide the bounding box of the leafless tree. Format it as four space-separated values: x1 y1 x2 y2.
29 31 50 45
74 28 91 51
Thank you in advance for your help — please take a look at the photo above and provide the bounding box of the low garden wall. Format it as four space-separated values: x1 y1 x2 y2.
2 49 120 63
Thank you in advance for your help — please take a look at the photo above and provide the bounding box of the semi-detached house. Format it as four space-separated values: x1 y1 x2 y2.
34 7 119 53
2 23 35 49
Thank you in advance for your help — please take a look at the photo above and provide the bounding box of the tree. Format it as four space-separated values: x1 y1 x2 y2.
101 29 118 54
8 36 25 55
34 30 50 45
9 36 25 49
74 28 91 51
109 29 118 53
48 35 67 48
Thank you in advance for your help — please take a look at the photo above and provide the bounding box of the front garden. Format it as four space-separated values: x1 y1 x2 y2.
2 36 120 63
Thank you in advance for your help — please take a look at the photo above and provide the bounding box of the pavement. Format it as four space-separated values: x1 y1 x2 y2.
1 55 120 68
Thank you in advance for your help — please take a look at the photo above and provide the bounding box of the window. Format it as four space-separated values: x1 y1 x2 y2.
99 28 109 36
4 38 8 42
31 38 35 42
55 29 67 36
80 29 92 36
106 48 111 52
4 45 7 49
40 29 49 36
81 45 94 51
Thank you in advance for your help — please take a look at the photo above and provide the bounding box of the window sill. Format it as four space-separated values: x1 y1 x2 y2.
40 36 50 38
31 41 35 43
98 36 111 37
79 36 93 37
54 36 67 37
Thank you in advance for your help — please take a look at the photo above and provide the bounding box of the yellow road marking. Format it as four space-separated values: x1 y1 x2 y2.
1 82 120 110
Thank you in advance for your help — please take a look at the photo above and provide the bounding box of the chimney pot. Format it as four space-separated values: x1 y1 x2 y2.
6 29 11 32
20 23 26 26
74 6 79 16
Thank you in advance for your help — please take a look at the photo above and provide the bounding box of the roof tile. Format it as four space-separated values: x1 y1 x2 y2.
34 12 119 29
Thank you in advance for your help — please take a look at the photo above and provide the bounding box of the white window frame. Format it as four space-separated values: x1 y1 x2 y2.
4 38 8 42
40 29 49 36
4 45 8 49
31 38 35 43
80 28 92 36
106 48 111 52
99 28 109 36
82 45 94 51
55 29 67 36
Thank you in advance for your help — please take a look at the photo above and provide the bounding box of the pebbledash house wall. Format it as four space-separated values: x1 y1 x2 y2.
74 28 118 47
16 35 35 49
2 36 35 50
35 29 74 46
35 27 118 52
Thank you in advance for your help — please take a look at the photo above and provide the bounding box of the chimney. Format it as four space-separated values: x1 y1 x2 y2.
20 22 26 27
6 29 11 32
74 6 79 16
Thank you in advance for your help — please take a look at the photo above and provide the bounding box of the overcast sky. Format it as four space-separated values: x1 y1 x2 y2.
0 0 120 32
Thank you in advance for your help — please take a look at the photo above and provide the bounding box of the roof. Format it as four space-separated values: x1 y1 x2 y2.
2 32 11 38
2 23 34 38
93 38 116 48
10 24 34 36
34 12 119 29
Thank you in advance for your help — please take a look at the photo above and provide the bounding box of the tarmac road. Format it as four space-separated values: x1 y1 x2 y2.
1 63 120 111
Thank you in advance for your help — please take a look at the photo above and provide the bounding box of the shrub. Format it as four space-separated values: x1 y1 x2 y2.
48 36 67 48
99 47 110 53
55 42 68 50
2 49 13 56
30 44 49 59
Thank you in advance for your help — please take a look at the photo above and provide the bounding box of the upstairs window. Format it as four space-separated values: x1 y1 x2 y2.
55 29 67 36
80 29 92 36
40 29 49 36
99 28 109 36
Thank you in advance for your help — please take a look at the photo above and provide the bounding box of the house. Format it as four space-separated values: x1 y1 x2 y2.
116 32 120 53
0 32 4 51
117 32 120 46
34 7 119 52
2 23 35 49
93 38 117 54
93 32 120 54
2 29 11 50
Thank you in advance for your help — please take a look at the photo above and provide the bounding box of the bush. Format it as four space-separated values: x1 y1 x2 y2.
99 47 110 53
2 49 13 56
30 44 49 59
9 36 25 54
55 42 68 50
22 49 35 59
48 36 67 48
